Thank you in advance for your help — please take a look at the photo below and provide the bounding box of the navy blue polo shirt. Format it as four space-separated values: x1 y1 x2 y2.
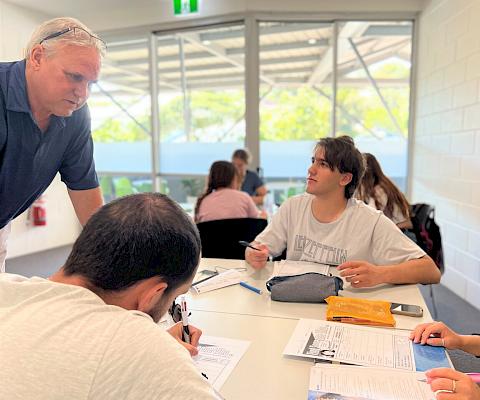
0 60 98 229
241 170 264 196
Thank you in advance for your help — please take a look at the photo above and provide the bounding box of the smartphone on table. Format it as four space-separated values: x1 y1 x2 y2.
390 302 423 317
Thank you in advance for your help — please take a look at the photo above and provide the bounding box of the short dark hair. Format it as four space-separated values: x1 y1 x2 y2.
232 148 251 164
63 193 201 293
315 136 365 199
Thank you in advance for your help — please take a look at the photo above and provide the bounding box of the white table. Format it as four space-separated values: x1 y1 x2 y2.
188 258 436 399
189 258 433 330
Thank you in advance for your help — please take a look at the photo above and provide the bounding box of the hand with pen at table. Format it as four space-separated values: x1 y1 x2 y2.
243 241 270 270
167 297 203 356
410 322 480 400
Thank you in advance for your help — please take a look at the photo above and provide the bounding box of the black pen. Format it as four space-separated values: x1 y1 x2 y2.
238 240 261 251
191 271 219 287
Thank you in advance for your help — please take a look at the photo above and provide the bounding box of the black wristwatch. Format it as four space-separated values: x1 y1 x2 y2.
473 333 480 358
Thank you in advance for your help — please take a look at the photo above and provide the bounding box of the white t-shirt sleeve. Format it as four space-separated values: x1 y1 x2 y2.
371 213 426 266
89 314 219 400
255 198 291 256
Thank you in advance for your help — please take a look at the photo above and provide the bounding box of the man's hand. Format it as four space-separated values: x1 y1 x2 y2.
167 321 202 356
337 260 386 288
245 243 269 270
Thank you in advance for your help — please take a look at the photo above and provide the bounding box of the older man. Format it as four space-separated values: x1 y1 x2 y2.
0 17 105 272
0 193 220 399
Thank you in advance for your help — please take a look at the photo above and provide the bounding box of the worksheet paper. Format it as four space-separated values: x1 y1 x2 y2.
272 260 331 279
284 319 420 371
307 364 435 400
192 269 245 294
193 335 250 390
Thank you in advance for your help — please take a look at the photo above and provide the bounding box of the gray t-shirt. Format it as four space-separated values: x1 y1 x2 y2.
256 194 425 266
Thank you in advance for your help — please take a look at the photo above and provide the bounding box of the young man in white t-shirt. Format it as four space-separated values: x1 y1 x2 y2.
0 193 219 400
245 136 441 288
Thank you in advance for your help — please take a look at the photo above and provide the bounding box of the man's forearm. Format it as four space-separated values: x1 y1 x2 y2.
381 256 441 285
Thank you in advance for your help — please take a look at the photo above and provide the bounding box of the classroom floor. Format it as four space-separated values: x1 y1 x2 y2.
6 246 480 371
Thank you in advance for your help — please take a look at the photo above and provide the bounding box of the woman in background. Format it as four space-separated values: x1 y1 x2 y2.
356 153 412 229
195 161 259 223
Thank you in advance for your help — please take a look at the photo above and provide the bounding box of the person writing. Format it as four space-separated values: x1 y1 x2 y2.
232 148 267 206
0 193 220 399
0 17 106 272
411 321 480 399
195 160 260 223
356 153 412 229
245 136 440 288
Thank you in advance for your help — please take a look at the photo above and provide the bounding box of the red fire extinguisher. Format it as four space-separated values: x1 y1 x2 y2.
32 195 47 226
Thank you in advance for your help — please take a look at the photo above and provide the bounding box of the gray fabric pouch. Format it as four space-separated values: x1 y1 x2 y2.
266 272 343 303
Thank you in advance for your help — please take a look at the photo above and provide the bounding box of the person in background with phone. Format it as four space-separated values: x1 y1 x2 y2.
232 148 267 206
411 321 480 399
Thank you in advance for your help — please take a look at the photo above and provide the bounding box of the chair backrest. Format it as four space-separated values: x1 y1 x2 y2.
409 203 444 274
196 218 268 259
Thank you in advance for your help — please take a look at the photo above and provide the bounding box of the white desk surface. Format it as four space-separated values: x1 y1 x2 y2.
190 311 311 400
189 258 433 330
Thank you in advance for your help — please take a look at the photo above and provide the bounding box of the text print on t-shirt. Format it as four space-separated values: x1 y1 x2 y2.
294 235 347 265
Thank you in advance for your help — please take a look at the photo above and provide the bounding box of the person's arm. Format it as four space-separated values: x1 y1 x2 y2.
252 185 267 206
337 255 440 288
410 322 480 356
245 243 270 269
67 187 104 226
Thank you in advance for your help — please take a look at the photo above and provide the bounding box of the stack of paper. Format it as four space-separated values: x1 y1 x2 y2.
325 296 396 327
307 364 435 400
271 260 331 279
191 269 245 294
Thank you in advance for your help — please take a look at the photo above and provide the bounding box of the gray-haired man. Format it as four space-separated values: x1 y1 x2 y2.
0 17 105 271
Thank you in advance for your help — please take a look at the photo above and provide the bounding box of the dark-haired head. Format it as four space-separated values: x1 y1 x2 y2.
314 136 365 199
63 193 201 295
194 161 236 221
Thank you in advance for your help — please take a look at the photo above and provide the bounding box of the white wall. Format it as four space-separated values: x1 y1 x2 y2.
0 0 82 259
413 0 480 309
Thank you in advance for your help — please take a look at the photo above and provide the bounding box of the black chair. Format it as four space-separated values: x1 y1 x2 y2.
196 218 268 259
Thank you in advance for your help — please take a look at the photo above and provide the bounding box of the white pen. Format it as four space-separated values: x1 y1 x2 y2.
180 296 191 344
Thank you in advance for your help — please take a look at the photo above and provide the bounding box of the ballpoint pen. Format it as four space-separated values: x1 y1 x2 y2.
180 296 191 344
238 241 261 251
191 270 219 287
239 281 262 294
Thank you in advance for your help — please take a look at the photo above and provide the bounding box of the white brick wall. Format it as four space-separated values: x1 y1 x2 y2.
414 0 480 310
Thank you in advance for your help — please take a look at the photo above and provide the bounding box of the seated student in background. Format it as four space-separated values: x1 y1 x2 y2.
245 136 440 288
0 193 219 400
411 321 480 399
195 160 259 223
356 152 413 229
232 148 267 206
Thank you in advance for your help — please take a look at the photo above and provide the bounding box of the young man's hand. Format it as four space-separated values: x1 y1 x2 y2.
337 260 385 287
167 322 202 356
245 243 269 269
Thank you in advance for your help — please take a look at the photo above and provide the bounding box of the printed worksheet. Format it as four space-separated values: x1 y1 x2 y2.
193 335 250 390
272 260 331 279
307 364 435 400
284 319 447 371
192 269 245 294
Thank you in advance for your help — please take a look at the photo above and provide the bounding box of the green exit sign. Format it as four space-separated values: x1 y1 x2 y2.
173 0 199 15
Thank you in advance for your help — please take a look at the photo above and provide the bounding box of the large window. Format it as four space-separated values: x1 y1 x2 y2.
153 24 246 203
259 22 334 205
91 17 414 205
336 21 412 190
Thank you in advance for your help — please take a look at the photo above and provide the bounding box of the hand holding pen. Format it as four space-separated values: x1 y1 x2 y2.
240 241 270 270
